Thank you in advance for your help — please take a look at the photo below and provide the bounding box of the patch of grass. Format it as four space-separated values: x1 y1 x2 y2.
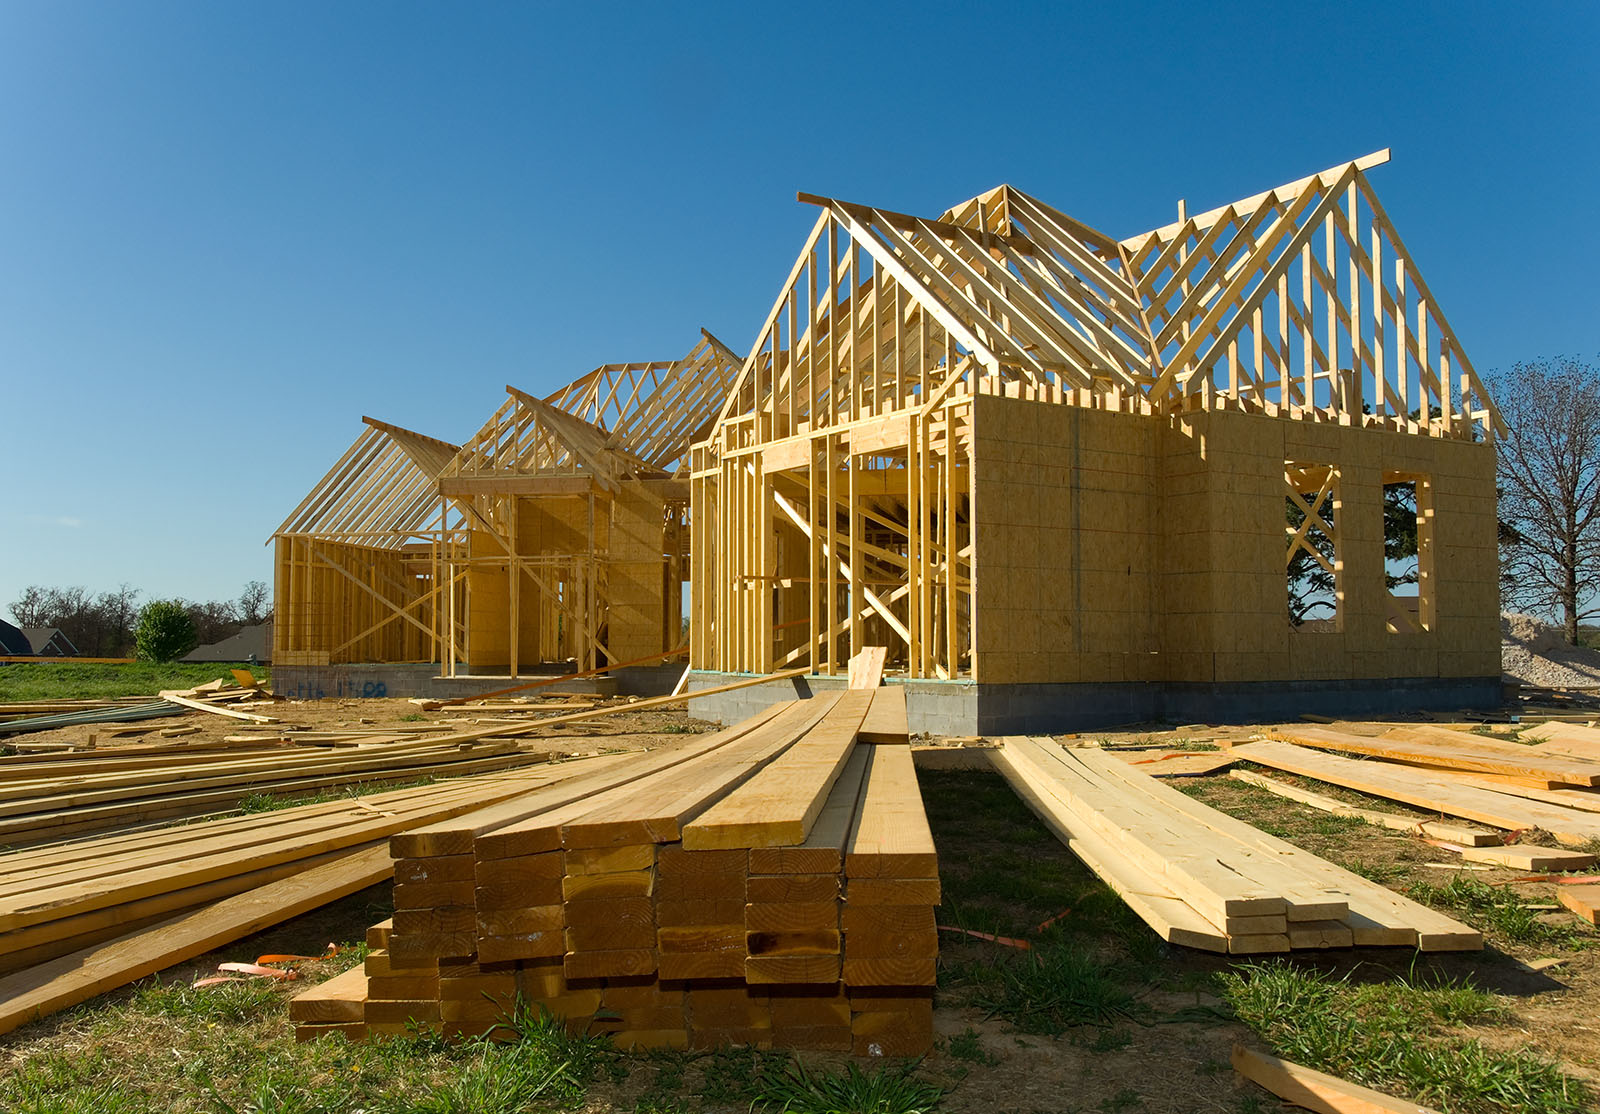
753 1059 945 1114
0 662 269 701
946 1027 999 1066
1408 876 1582 947
131 977 284 1024
400 712 428 722
1222 961 1589 1113
954 937 1147 1035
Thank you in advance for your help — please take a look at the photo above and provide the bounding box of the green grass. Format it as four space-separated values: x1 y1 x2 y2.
1407 875 1585 948
1221 961 1590 1113
0 662 269 702
944 1028 999 1067
751 1060 945 1114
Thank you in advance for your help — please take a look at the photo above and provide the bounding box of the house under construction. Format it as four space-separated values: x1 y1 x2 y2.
685 149 1503 729
272 150 1504 728
270 334 740 697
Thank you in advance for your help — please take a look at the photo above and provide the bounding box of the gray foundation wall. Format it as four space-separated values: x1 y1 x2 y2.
271 663 685 701
686 671 1501 735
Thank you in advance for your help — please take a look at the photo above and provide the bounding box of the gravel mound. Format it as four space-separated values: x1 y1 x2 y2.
1501 611 1600 687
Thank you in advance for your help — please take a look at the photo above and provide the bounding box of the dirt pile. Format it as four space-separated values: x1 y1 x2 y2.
1501 611 1600 687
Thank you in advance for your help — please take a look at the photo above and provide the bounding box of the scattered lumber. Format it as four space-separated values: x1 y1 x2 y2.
1231 1044 1441 1114
993 738 1479 953
1429 843 1598 872
1227 769 1500 845
294 687 933 1054
1233 739 1600 847
0 844 393 1038
1267 725 1600 787
158 690 279 725
1556 885 1600 925
0 756 622 977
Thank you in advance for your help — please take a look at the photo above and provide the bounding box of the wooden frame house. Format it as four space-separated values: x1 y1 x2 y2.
689 151 1504 707
272 333 741 677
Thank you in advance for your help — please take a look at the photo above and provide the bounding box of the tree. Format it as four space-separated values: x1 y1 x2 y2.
8 583 141 656
238 580 271 624
135 600 198 663
1493 355 1600 644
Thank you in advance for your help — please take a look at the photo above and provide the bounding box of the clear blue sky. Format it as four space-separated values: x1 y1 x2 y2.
1 1 1595 616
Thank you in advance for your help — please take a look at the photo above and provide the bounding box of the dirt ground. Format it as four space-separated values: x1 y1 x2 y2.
2 697 1598 1112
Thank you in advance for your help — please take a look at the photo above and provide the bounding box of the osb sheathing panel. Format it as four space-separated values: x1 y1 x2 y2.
972 397 1159 684
970 399 1499 686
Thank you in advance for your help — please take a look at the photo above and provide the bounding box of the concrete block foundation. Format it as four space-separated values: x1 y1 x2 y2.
686 671 1500 735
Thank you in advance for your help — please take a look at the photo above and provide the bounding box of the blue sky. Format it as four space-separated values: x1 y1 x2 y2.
1 1 1595 615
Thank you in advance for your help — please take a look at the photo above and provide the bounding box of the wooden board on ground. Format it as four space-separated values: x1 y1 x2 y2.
1232 740 1600 847
1268 725 1600 787
1231 1044 1441 1114
1227 769 1501 846
1557 885 1600 925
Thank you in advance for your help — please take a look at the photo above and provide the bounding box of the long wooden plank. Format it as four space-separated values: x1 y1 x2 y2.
1012 741 1328 923
683 690 874 849
844 745 937 879
1013 743 1478 951
857 687 908 744
1227 769 1501 846
0 844 393 1036
559 698 839 848
1268 725 1600 787
1557 884 1600 925
1232 1045 1441 1114
400 706 791 860
989 744 1230 952
157 691 280 725
0 771 587 931
1233 740 1600 847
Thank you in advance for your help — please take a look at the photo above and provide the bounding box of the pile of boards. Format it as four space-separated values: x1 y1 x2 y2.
291 685 938 1055
992 737 1482 954
0 756 634 1035
1235 721 1600 848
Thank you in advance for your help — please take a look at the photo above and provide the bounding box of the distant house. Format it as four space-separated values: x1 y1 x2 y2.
21 628 79 657
183 621 273 664
0 619 31 656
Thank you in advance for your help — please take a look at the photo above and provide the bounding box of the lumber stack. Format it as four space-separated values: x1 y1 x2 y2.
0 756 622 978
992 737 1480 954
0 734 572 847
292 685 935 1054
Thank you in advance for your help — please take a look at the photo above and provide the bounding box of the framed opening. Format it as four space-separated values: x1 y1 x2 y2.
1384 473 1433 633
1286 461 1340 631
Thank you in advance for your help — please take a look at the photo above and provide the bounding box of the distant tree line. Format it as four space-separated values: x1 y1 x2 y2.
6 581 271 658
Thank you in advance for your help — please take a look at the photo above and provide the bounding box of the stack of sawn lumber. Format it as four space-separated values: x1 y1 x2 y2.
992 737 1481 954
0 734 569 846
0 758 626 983
1233 721 1600 848
292 686 937 1055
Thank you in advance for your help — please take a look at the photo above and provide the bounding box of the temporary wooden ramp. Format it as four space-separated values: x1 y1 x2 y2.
293 683 935 1054
991 738 1480 953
